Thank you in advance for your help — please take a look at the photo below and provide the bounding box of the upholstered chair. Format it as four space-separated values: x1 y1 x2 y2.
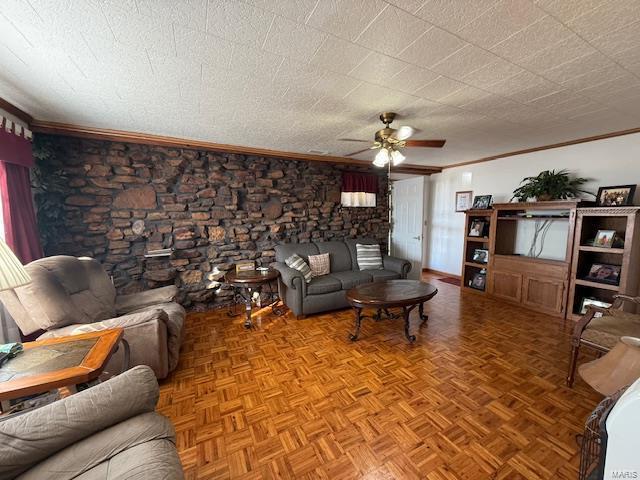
567 294 640 387
0 256 185 379
0 365 183 479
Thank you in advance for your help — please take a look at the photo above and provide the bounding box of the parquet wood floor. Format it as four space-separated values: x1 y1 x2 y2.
158 273 601 479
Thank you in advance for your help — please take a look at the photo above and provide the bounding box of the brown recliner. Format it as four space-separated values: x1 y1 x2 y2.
0 256 185 379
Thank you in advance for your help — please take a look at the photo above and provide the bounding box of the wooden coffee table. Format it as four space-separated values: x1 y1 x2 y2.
0 329 127 410
225 268 283 328
346 280 438 342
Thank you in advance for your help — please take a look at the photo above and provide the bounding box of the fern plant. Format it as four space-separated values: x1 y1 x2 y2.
511 169 592 202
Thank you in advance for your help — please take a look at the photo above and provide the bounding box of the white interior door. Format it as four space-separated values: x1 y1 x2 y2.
391 177 424 280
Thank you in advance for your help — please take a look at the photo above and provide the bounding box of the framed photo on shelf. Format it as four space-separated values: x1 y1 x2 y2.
472 248 489 264
469 271 486 291
594 229 616 248
455 191 473 212
579 297 612 315
468 220 486 237
471 195 492 210
596 185 636 207
585 263 621 285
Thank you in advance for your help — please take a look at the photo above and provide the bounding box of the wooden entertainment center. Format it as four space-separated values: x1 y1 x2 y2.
461 201 640 320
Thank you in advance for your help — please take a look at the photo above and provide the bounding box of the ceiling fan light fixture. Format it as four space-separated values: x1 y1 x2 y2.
373 148 389 167
391 149 405 166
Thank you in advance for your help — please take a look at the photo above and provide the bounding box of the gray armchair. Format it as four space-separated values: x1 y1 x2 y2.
0 256 185 379
272 238 411 318
0 365 183 480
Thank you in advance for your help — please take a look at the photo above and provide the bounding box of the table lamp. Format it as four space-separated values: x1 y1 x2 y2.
0 239 31 292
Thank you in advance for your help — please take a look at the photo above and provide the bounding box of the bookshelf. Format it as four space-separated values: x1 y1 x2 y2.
567 206 640 321
461 209 493 295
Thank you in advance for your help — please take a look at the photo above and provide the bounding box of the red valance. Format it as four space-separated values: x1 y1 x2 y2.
0 122 33 168
342 172 378 193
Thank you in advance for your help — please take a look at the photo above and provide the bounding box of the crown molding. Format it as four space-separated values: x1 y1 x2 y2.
30 121 443 176
442 127 640 169
0 97 33 125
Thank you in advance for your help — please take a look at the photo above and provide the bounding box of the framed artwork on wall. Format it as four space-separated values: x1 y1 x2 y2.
455 191 473 212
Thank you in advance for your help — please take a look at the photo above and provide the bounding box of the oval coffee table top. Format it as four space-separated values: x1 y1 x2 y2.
346 279 438 308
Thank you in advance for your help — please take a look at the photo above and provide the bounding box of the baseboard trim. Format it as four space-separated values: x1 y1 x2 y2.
422 268 461 279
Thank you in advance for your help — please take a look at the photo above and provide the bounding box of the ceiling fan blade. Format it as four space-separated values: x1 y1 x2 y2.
338 138 370 143
404 139 446 148
345 147 374 157
394 126 415 141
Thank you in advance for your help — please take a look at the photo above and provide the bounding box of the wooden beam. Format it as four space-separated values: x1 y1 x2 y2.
0 97 33 125
30 121 443 176
443 127 640 169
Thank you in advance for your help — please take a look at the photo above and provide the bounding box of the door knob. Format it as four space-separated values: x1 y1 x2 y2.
412 235 421 240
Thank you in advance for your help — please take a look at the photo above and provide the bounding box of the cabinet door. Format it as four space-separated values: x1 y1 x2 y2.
522 276 565 314
490 270 522 302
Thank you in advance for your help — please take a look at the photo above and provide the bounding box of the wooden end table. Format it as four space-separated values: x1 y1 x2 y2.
225 268 283 329
0 329 128 411
346 280 438 342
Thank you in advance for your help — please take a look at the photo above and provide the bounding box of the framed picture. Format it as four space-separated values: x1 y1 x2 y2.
579 297 612 315
469 272 486 291
585 263 621 285
471 195 492 210
468 220 486 237
455 191 473 212
594 230 616 248
472 248 489 264
596 185 636 207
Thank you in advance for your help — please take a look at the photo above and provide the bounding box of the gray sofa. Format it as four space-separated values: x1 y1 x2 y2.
0 256 185 379
272 238 411 317
0 365 183 480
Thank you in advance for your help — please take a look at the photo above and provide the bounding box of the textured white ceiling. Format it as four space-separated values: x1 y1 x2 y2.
0 0 639 167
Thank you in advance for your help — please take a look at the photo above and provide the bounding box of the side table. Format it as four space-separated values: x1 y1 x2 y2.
224 269 283 328
0 329 128 412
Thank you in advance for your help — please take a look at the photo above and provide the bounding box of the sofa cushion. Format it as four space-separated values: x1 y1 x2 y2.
308 253 330 277
285 254 313 283
307 275 342 295
368 269 401 281
356 243 384 270
344 238 378 270
329 271 373 290
275 243 318 263
315 241 353 272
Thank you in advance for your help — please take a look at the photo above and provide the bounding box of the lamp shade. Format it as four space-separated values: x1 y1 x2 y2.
0 238 31 291
373 148 389 167
579 336 640 396
391 150 405 166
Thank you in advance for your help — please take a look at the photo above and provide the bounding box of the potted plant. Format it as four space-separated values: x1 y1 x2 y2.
511 169 592 202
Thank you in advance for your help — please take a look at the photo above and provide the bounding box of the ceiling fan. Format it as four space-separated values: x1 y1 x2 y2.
341 112 446 167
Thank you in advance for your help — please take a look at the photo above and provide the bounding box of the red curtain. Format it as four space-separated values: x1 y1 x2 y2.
0 121 42 263
0 124 34 168
342 172 378 193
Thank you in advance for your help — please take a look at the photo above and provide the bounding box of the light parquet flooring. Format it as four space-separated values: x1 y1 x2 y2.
158 274 601 479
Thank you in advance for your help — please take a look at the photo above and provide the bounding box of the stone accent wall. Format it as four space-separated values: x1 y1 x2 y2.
35 135 389 310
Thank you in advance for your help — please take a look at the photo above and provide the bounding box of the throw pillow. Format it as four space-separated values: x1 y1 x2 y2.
308 253 330 277
356 243 383 270
285 254 313 283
